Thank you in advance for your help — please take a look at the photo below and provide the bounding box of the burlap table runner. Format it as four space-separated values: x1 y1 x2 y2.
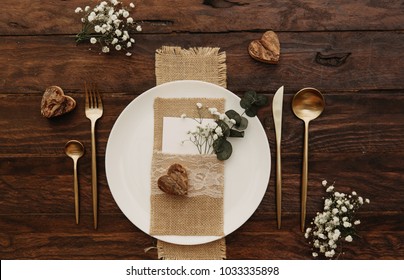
153 46 227 260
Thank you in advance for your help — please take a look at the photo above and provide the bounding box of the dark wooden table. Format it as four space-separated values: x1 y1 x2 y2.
1 0 403 260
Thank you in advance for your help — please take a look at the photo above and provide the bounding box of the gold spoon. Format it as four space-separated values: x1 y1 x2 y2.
64 140 85 224
292 88 325 232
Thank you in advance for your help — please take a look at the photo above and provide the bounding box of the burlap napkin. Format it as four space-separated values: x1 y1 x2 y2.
151 98 225 236
153 46 227 260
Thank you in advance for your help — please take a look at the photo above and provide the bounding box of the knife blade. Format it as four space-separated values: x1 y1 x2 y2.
272 86 284 229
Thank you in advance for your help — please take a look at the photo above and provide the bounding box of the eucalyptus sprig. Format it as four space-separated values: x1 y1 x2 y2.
182 91 268 160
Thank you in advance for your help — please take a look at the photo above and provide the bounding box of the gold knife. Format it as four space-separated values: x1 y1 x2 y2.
272 86 284 229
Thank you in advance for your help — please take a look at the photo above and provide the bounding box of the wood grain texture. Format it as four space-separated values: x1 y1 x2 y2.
0 0 403 260
0 31 403 94
0 0 403 35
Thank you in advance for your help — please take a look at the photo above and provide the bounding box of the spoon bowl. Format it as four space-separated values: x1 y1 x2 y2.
65 140 85 224
292 88 325 121
292 88 325 232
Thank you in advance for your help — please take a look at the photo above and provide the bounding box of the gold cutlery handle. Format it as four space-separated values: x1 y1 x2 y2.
73 159 79 224
91 121 98 229
301 121 309 232
276 141 282 229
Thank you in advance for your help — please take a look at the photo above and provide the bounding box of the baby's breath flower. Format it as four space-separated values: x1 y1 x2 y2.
90 37 97 44
126 52 132 57
115 44 122 51
75 0 141 55
196 102 203 109
115 29 122 36
305 180 370 259
343 221 351 228
136 25 142 32
94 25 102 33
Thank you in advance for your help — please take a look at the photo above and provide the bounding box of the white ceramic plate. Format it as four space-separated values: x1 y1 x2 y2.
105 80 270 245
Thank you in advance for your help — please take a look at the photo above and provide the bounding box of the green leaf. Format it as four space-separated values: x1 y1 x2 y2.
255 94 269 107
245 106 258 117
216 120 231 137
225 109 242 124
240 91 257 109
235 116 248 130
229 129 245 137
213 137 225 153
215 139 232 161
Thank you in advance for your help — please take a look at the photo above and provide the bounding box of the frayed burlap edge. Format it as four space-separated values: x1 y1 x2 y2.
157 239 226 260
156 46 227 87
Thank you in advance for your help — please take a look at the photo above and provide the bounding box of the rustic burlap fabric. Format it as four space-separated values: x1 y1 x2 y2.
151 98 225 236
153 46 227 260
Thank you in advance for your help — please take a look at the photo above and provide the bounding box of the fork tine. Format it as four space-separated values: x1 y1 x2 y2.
93 83 103 109
90 83 96 108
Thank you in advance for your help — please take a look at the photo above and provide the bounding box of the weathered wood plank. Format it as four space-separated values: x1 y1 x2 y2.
1 150 403 213
2 92 404 157
0 0 403 35
0 214 402 259
0 31 403 94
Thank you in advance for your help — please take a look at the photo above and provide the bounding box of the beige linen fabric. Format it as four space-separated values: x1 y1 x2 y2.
151 99 225 236
153 46 227 260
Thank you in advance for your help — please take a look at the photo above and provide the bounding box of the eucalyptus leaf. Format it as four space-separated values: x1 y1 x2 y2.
225 109 242 124
245 106 258 117
240 98 251 109
216 120 231 137
240 91 256 109
213 137 225 153
215 139 232 161
229 129 245 137
235 116 248 130
255 94 269 106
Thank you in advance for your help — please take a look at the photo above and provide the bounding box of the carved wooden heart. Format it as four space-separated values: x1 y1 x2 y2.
248 31 280 64
41 86 76 118
158 163 189 196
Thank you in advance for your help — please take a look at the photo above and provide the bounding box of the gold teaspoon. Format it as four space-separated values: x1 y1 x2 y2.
64 140 85 224
292 88 325 232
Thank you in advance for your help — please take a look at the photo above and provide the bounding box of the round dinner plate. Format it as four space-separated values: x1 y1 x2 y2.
105 80 270 245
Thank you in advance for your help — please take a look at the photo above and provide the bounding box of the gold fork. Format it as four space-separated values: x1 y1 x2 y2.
85 82 103 229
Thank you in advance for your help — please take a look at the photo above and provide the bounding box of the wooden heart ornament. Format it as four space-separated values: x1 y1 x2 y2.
158 163 189 196
248 31 280 64
41 86 76 118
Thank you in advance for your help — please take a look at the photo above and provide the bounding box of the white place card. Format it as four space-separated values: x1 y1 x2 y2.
162 117 216 154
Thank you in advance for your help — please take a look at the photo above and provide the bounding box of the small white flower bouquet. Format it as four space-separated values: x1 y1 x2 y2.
75 0 142 55
181 91 268 160
305 180 370 259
